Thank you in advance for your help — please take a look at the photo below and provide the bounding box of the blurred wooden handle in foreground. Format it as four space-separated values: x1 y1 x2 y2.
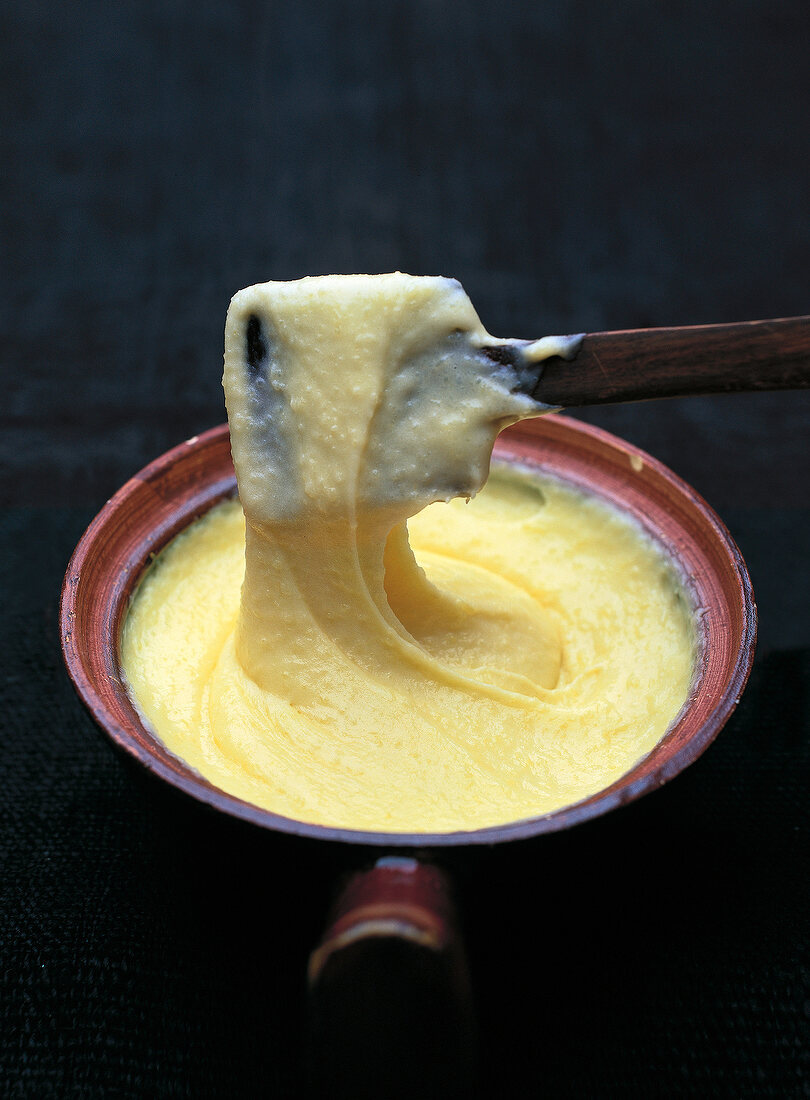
308 857 476 1100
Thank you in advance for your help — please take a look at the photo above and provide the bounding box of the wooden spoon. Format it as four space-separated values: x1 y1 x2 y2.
487 315 810 407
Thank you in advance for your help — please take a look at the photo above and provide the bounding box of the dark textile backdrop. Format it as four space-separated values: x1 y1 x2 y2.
2 2 808 1097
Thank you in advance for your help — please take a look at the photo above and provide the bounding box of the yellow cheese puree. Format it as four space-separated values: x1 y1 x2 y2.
121 274 695 833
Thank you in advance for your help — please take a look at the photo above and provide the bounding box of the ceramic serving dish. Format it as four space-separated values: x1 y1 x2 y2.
60 414 755 848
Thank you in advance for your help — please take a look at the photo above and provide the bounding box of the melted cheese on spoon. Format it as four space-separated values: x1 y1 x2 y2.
121 274 694 832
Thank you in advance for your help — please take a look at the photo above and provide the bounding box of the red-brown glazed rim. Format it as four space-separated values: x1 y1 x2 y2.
60 417 756 848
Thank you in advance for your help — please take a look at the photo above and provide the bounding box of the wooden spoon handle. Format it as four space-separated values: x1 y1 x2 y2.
533 315 810 407
308 857 475 1098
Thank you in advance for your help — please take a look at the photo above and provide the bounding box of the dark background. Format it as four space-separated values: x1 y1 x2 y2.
2 1 808 1096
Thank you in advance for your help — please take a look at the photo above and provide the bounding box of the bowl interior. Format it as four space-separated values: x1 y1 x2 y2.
61 416 756 847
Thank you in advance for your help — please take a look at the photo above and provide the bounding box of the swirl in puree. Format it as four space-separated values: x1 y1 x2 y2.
121 274 695 832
